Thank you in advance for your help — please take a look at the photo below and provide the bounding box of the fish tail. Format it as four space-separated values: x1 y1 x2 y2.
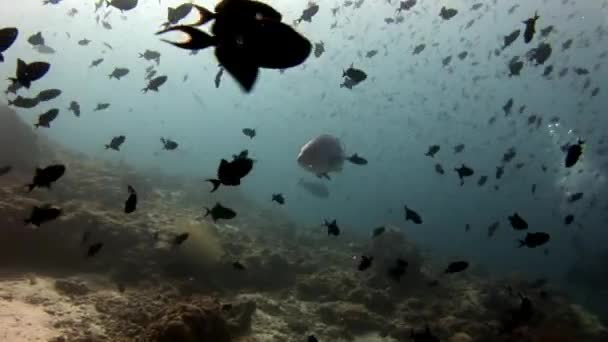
192 5 216 26
141 87 148 93
105 0 111 7
26 183 35 192
206 179 221 192
138 53 144 58
104 144 110 149
0 53 4 63
34 123 40 129
203 207 210 217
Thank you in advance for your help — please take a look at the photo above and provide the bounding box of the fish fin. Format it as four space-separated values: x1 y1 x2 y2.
517 240 526 248
127 185 135 194
157 25 215 50
191 5 216 26
215 45 258 92
203 207 210 217
206 179 221 192
138 53 144 58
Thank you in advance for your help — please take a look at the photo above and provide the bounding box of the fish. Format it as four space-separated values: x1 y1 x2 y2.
297 134 345 179
346 153 367 165
34 109 59 129
388 258 408 282
564 139 584 167
68 101 81 117
173 233 189 246
156 1 312 92
36 89 62 102
454 164 474 185
78 38 91 46
442 55 452 66
398 0 417 12
523 12 540 43
103 42 113 50
43 0 62 4
314 42 325 58
90 58 104 68
518 232 550 248
27 32 45 46
567 192 584 203
324 219 340 236
434 164 445 175
105 135 126 151
341 65 367 88
503 30 520 50
453 144 465 153
26 164 65 192
87 242 104 257
94 103 110 111
439 7 458 20
457 51 468 60
124 185 137 214
372 226 385 238
297 178 329 198
271 193 285 205
25 205 62 226
404 206 422 224
138 49 161 65
214 67 224 88
204 203 237 222
413 44 426 55
487 221 499 237
296 2 320 24
410 326 440 342
0 27 19 62
163 3 193 27
445 261 469 273
0 165 12 176
232 261 246 270
564 214 574 225
102 21 112 30
206 150 254 192
358 255 373 271
365 49 377 58
496 166 504 180
503 98 514 115
106 0 138 12
477 175 488 186
509 213 528 230
242 128 256 139
109 67 130 80
10 59 51 89
526 42 552 65
508 57 524 76
142 75 167 93
425 145 440 157
146 70 157 81
8 96 40 108
160 138 178 150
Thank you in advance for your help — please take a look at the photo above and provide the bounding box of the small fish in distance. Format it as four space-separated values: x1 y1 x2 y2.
160 137 178 150
204 202 237 222
523 12 540 43
26 164 65 192
346 153 367 165
404 205 422 224
509 213 528 230
242 128 256 139
124 185 137 214
564 139 584 168
34 109 59 129
25 205 62 226
272 193 285 205
324 219 340 236
105 135 126 151
445 261 469 273
206 150 254 192
358 255 373 271
87 242 104 257
518 232 550 248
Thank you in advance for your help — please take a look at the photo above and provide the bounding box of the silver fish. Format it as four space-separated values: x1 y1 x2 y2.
297 134 345 179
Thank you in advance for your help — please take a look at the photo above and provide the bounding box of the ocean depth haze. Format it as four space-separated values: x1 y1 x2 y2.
0 0 607 341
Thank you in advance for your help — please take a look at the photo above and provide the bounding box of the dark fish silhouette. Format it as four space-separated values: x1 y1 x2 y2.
341 65 367 88
10 59 51 89
358 255 373 271
439 7 458 20
34 109 59 129
242 128 256 139
271 193 285 205
204 202 237 222
398 0 417 12
8 96 40 108
564 214 574 225
25 205 62 226
28 32 45 46
90 58 104 68
425 145 440 157
477 175 488 186
404 205 422 224
36 89 62 102
124 185 137 214
160 137 178 150
94 102 110 111
138 49 161 64
388 258 408 282
567 192 583 203
206 150 254 192
68 101 81 117
157 0 311 92
163 3 193 27
445 261 469 273
518 232 550 248
214 67 224 88
564 139 584 167
296 2 320 23
324 219 340 236
314 41 325 58
523 12 540 43
173 233 189 246
26 164 65 192
78 38 91 46
87 242 104 257
0 165 12 176
346 153 367 165
0 27 18 62
142 75 167 92
434 164 445 175
487 221 499 237
508 57 524 76
372 226 385 238
509 213 528 230
454 164 474 185
105 135 126 151
106 0 138 12
109 67 130 80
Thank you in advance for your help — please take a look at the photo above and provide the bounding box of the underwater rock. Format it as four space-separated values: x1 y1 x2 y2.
54 279 90 297
448 332 472 342
224 299 256 336
316 302 386 335
145 299 231 342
